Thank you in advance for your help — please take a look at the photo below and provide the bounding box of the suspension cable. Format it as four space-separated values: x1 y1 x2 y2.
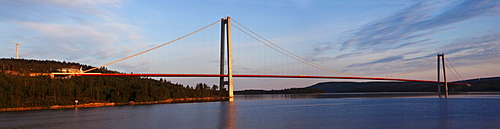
83 19 222 73
445 57 469 85
232 19 354 76
231 24 352 76
233 18 446 78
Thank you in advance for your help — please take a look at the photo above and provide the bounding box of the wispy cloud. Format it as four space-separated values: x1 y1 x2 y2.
436 33 500 64
347 55 404 68
304 0 499 72
304 0 500 59
305 41 335 61
340 0 498 51
16 21 141 59
0 0 143 65
42 0 124 22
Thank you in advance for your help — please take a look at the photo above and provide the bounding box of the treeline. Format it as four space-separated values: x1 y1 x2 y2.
235 88 324 95
0 58 115 73
308 77 500 93
451 77 500 91
0 59 227 108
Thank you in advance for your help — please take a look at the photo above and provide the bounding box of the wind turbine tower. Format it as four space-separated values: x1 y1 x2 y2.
11 40 23 59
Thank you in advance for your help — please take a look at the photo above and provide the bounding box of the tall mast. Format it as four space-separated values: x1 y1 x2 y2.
220 17 234 98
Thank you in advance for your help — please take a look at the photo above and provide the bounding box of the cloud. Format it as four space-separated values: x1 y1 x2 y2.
347 55 404 68
343 33 500 76
305 41 335 61
303 0 498 59
436 33 500 63
0 0 124 23
340 0 499 51
0 0 143 65
14 20 142 63
341 0 498 50
42 0 124 22
298 0 499 75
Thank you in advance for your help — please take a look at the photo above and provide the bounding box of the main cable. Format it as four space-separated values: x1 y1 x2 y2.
83 19 222 73
231 25 351 76
445 57 469 85
232 19 354 76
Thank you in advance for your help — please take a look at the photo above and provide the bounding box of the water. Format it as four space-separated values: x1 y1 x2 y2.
1 93 500 128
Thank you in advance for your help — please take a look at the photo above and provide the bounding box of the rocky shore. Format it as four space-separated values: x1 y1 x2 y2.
0 97 230 112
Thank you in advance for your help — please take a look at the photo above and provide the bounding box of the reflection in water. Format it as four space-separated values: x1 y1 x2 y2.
219 101 236 129
235 94 318 101
73 107 79 119
438 99 450 129
236 92 500 100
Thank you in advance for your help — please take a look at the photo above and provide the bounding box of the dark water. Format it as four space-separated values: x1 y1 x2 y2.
1 93 500 128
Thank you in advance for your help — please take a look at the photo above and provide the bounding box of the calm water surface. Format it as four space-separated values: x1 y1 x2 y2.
1 93 500 128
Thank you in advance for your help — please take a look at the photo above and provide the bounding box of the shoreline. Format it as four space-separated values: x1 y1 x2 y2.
0 97 230 112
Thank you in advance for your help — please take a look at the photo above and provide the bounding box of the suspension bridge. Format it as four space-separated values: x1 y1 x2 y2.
62 17 468 98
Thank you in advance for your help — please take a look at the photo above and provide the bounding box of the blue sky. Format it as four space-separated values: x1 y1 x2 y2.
1 0 499 90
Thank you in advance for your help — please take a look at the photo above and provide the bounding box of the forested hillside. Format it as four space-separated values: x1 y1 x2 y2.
0 58 227 108
1 58 115 73
308 77 500 93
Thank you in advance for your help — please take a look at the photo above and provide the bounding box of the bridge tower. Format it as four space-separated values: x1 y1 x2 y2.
437 53 448 98
219 17 234 98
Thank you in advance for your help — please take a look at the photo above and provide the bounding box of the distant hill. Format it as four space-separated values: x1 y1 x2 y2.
307 77 500 93
454 77 500 91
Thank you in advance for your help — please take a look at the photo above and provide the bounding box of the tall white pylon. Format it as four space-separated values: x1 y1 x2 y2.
11 40 23 59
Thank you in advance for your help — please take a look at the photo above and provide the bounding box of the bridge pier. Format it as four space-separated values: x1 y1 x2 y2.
220 17 234 98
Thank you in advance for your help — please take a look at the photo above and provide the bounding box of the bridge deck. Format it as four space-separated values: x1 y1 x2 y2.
73 73 469 86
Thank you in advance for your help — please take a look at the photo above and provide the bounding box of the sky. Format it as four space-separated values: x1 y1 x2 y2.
0 0 499 90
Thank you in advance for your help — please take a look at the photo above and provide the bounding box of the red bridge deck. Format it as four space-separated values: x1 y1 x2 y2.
74 73 469 86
